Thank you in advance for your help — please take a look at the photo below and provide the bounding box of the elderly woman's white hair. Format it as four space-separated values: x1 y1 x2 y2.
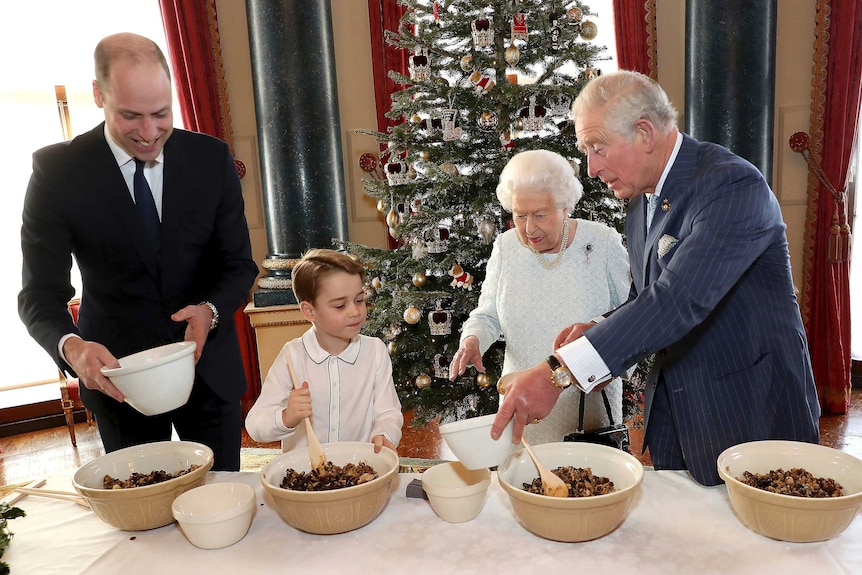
495 149 583 213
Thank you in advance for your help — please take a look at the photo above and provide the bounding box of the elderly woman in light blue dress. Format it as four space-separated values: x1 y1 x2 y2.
450 149 630 445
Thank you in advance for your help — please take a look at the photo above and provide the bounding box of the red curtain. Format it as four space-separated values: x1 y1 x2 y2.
799 0 861 414
367 0 409 250
159 0 262 413
612 0 657 78
367 0 409 134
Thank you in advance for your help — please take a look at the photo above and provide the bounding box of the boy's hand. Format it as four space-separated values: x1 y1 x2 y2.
282 381 312 429
371 434 396 453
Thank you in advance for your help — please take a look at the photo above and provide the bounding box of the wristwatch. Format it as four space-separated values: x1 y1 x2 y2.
546 355 574 389
199 301 219 332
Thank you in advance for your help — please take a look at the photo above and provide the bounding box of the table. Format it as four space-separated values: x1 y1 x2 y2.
5 470 861 575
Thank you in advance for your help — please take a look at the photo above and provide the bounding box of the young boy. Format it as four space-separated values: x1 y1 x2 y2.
245 249 403 453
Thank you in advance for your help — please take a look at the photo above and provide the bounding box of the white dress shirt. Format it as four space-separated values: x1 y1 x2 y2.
244 327 404 453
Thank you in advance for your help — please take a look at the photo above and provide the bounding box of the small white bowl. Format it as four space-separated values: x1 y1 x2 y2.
101 341 196 415
422 461 490 523
172 482 255 549
438 413 514 469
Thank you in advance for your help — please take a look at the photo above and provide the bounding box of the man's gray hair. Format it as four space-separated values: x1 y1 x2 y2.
573 70 678 140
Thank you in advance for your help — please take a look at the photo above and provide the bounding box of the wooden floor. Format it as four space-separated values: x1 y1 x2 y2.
1 387 860 487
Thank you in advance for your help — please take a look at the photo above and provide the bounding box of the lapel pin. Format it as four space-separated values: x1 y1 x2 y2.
661 199 670 212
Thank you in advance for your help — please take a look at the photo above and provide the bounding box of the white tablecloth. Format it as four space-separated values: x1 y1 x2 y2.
5 470 861 575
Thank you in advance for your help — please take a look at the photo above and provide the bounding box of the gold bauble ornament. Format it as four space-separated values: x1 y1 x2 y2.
440 162 459 176
567 7 584 24
478 218 496 244
419 150 432 161
371 277 383 289
476 373 492 388
407 165 418 180
580 20 598 41
460 55 473 71
410 114 422 124
436 77 450 87
412 272 428 287
386 209 400 228
377 199 387 214
415 373 432 389
403 306 421 324
388 341 397 355
505 43 520 66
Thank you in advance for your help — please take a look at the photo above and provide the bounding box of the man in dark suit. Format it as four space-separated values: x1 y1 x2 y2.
491 70 820 486
18 33 259 471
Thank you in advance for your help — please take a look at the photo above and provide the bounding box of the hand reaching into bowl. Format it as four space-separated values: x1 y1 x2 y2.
491 361 561 444
371 434 396 453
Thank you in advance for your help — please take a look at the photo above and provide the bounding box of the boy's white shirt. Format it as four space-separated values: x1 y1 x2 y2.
244 326 403 452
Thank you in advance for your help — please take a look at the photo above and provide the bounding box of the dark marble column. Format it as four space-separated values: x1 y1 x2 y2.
685 0 776 184
246 0 349 306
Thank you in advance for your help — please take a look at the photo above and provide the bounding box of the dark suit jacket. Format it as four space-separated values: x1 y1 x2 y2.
585 134 820 485
19 123 259 412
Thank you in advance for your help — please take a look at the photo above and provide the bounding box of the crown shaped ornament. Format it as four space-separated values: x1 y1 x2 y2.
423 226 450 253
428 300 452 336
547 95 573 119
519 95 547 131
471 13 494 48
385 158 410 186
408 46 431 82
433 353 450 379
419 116 443 134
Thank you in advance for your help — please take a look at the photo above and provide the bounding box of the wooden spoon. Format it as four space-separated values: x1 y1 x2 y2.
14 487 91 508
521 438 569 498
285 353 328 474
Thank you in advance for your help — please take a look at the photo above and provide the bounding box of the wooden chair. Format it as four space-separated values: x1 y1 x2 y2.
60 298 94 447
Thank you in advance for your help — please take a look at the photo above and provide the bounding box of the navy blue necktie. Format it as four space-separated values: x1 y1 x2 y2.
134 159 160 251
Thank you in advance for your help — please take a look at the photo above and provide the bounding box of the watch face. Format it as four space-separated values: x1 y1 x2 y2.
553 368 573 389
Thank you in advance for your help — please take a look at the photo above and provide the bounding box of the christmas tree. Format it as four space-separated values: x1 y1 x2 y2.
342 0 640 426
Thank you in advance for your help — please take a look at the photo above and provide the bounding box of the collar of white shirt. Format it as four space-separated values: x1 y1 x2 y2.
301 327 361 364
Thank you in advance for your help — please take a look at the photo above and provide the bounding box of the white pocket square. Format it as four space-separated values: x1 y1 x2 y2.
658 234 679 259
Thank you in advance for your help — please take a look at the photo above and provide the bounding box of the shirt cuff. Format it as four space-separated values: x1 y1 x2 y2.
557 336 612 393
275 408 295 434
58 333 81 365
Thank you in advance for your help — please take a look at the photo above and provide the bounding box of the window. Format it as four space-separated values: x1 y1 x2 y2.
1 1 182 389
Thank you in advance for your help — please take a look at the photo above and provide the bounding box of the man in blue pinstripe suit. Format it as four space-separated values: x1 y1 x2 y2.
491 71 820 486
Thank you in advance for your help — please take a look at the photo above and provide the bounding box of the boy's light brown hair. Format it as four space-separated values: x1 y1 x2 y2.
291 248 366 303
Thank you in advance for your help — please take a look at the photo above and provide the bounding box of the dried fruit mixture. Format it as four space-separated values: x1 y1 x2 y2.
281 461 378 491
737 467 843 497
103 464 201 489
523 466 615 497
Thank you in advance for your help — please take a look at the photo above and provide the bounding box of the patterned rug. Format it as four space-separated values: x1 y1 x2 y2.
239 448 281 472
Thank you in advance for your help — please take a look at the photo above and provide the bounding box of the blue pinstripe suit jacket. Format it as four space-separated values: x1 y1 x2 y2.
585 134 820 486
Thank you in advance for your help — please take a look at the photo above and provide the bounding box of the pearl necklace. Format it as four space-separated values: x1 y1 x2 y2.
531 218 570 270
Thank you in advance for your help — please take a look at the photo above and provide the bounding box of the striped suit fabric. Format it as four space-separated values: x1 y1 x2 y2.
585 133 820 486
